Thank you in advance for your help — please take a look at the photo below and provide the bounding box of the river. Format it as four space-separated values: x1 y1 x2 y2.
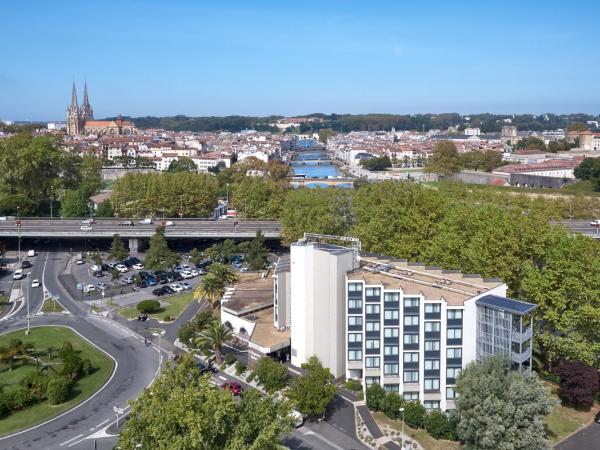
290 150 351 188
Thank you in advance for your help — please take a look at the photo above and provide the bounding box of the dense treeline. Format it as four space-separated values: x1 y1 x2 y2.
120 113 600 133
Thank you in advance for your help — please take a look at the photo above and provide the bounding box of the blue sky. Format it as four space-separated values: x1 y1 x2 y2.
1 0 599 120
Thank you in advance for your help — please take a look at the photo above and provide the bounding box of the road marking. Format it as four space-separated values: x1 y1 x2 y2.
68 435 87 447
297 427 346 450
218 375 227 381
59 434 83 446
94 418 110 429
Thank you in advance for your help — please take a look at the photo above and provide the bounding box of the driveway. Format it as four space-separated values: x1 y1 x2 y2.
555 422 600 450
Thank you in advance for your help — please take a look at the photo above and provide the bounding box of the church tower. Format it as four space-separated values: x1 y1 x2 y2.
81 81 94 121
66 82 80 135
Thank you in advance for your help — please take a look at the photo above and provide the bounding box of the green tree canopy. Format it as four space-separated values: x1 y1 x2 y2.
60 188 91 217
424 141 463 176
168 157 198 173
287 356 336 419
360 156 392 171
109 234 129 261
246 230 268 270
144 225 179 270
251 357 288 394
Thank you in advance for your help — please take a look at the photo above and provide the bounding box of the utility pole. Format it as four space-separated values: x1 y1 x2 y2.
25 272 31 334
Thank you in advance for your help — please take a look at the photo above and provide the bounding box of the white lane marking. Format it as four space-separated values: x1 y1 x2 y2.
59 434 83 446
94 418 110 429
296 427 346 450
0 298 21 321
218 375 227 381
68 435 87 447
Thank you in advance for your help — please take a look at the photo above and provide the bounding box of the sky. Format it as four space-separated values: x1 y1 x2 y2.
1 0 599 121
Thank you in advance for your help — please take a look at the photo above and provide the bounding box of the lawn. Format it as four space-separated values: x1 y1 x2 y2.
543 382 600 446
0 326 114 436
119 292 195 322
40 298 66 313
373 411 462 450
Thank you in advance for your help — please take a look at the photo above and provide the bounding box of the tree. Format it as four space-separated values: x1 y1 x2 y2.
207 263 237 286
366 383 386 411
195 321 232 365
46 376 71 405
380 392 405 419
403 400 427 429
515 136 547 151
246 230 268 270
95 200 114 217
167 157 198 173
287 356 336 419
360 156 392 171
425 141 463 176
60 188 91 217
424 410 453 440
137 300 161 314
109 234 128 261
189 248 203 266
251 357 288 393
455 356 557 450
567 123 588 132
573 157 600 190
193 273 225 308
460 150 504 172
119 354 292 450
144 225 179 270
556 360 599 409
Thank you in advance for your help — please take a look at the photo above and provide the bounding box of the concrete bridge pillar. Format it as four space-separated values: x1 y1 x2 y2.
129 238 139 253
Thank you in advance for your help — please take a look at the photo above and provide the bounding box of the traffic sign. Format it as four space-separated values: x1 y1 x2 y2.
113 406 124 414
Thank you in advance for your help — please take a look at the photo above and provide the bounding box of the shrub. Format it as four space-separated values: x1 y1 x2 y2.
163 314 175 322
403 400 427 429
81 358 93 376
137 300 161 314
46 376 71 405
344 379 362 391
6 386 35 410
21 370 49 398
246 371 256 383
557 360 599 409
224 353 236 366
424 410 452 439
366 383 386 411
235 361 247 376
0 391 10 417
381 392 405 419
252 357 288 393
540 370 560 384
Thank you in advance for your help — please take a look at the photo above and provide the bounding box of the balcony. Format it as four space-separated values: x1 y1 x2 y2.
511 327 532 343
511 347 532 364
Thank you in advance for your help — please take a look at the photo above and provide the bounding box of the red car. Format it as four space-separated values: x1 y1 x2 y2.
221 382 242 396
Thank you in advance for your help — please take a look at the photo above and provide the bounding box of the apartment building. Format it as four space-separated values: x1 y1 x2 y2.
345 257 535 411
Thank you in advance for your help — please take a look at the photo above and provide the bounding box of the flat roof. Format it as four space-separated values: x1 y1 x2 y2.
248 306 290 351
476 295 536 315
221 277 273 316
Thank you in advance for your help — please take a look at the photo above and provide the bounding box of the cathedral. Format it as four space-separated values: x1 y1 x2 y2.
66 82 137 136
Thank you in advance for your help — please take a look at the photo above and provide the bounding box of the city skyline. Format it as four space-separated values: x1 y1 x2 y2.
2 0 600 121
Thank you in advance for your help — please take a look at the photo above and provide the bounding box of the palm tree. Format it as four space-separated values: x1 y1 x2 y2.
193 273 225 308
195 321 232 365
208 263 237 285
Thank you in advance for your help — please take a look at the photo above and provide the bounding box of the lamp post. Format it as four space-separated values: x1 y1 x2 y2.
399 407 405 449
16 206 21 262
226 183 229 206
152 329 165 373
25 272 31 335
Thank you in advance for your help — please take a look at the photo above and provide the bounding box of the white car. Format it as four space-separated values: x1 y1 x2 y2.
164 220 175 226
13 269 24 280
590 219 600 227
116 264 128 273
181 282 191 290
84 284 96 293
191 269 200 277
180 270 193 279
31 279 40 288
132 263 144 270
240 267 249 273
170 283 184 293
80 225 93 231
138 218 153 225
180 264 191 271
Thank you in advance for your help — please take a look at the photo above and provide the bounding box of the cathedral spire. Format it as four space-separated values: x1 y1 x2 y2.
81 80 94 120
70 81 78 110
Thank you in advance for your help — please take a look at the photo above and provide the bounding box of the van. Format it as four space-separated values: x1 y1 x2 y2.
138 218 153 225
27 250 35 257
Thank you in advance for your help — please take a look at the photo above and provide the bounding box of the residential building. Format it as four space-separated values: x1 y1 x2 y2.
579 131 600 151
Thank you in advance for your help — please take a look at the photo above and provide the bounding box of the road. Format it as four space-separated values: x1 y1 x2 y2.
555 422 600 450
557 220 600 239
0 218 282 239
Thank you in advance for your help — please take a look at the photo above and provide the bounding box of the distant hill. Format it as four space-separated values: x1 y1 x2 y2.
104 113 600 133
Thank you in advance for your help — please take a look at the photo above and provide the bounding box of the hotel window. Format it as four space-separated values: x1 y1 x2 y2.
447 328 462 340
384 292 400 302
366 304 380 314
366 321 380 332
365 357 380 368
365 287 381 297
424 400 440 410
348 333 362 343
403 334 419 345
385 310 399 320
403 370 419 383
348 299 362 309
348 316 362 327
446 387 456 399
403 392 419 401
384 384 400 393
425 340 440 351
404 297 419 308
348 350 362 361
447 367 461 379
365 339 380 349
425 303 441 313
447 309 463 320
365 376 379 387
404 315 419 326
424 359 440 370
403 352 419 363
447 348 462 359
348 283 362 292
384 363 399 375
424 378 440 391
384 345 399 355
425 321 441 332
384 327 399 338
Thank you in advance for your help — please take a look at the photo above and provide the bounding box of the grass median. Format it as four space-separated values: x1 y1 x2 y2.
0 326 114 436
119 292 195 322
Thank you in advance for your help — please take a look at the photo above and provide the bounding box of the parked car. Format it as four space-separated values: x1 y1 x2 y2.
240 267 249 273
221 382 243 396
153 287 167 296
180 264 192 271
170 283 183 293
116 264 128 273
80 225 93 231
31 279 40 288
163 285 176 295
84 284 96 293
180 270 193 279
595 411 600 424
290 410 305 428
139 271 150 279
191 269 200 277
81 218 96 225
147 276 158 286
591 219 600 227
181 281 191 290
137 313 148 321
119 221 134 226
135 280 148 289
132 263 144 270
76 258 84 265
101 263 110 271
165 272 175 282
129 256 141 264
97 282 108 290
123 275 134 284
21 260 32 269
13 269 24 280
196 362 218 375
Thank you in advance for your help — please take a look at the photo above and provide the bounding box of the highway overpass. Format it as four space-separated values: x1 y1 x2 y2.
557 220 600 239
0 218 282 251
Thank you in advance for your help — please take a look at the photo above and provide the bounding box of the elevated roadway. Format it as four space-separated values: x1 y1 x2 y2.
556 220 600 239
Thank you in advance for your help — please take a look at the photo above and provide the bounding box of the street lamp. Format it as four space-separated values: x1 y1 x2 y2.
16 206 21 262
152 329 165 373
399 407 405 449
25 271 31 335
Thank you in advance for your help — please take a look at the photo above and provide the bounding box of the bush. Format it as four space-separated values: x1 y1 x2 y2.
344 379 362 391
81 358 93 376
403 400 427 429
163 314 175 322
21 370 49 398
46 376 71 405
366 383 386 411
224 353 236 366
381 392 405 419
137 300 161 314
235 361 247 376
246 371 256 383
6 386 35 410
540 370 560 384
425 410 452 439
252 357 288 393
0 391 10 417
557 360 599 409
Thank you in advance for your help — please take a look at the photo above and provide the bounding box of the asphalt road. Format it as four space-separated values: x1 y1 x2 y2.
0 218 282 239
557 220 600 239
555 422 600 450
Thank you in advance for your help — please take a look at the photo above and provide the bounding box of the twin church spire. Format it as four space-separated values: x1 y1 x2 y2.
67 81 94 135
